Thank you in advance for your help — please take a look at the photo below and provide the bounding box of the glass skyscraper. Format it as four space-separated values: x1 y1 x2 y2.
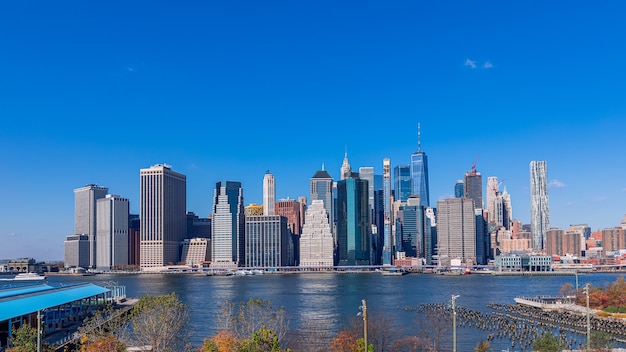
394 165 411 203
336 172 371 266
310 168 334 231
410 126 430 208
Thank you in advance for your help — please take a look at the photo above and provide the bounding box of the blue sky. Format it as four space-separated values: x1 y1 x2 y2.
1 1 625 261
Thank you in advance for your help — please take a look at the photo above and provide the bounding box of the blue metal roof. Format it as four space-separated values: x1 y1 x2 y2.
0 283 110 321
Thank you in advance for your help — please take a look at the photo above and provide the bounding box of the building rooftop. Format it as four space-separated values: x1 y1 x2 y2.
311 170 332 179
0 283 110 321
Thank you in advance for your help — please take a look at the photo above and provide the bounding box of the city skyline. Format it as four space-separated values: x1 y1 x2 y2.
2 1 626 260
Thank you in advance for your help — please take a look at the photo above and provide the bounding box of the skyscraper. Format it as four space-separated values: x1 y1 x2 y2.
359 166 375 216
340 151 352 180
464 167 483 209
486 176 499 223
96 194 129 271
436 197 477 265
263 171 275 216
530 161 550 251
245 215 292 267
454 180 464 198
299 200 334 267
336 172 370 265
310 167 334 231
140 164 187 268
74 184 109 268
211 181 245 267
410 124 430 208
382 158 392 265
393 165 411 203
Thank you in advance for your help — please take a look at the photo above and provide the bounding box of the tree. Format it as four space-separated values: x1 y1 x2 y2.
129 292 190 352
532 332 561 352
284 320 334 352
559 283 576 301
219 298 289 343
7 324 54 352
238 327 289 352
589 331 613 351
202 331 240 352
404 305 450 352
390 336 430 352
80 334 126 352
474 340 490 352
605 276 626 308
78 303 130 345
329 330 359 352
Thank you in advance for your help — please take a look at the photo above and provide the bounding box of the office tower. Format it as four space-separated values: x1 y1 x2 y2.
394 165 411 203
397 196 423 258
486 176 499 223
263 171 275 216
310 167 334 230
436 198 477 265
96 194 129 271
181 238 210 267
502 188 513 230
336 172 370 265
275 198 302 235
299 200 334 267
187 212 212 238
276 198 303 265
140 164 187 268
340 151 352 180
211 181 245 268
128 214 140 266
359 166 375 216
382 158 392 265
410 124 430 208
74 184 108 268
454 180 464 198
464 166 483 209
64 235 90 268
530 161 550 251
475 208 489 264
424 207 436 265
245 216 292 267
298 196 307 230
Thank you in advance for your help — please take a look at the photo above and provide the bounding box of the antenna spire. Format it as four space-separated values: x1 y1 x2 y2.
417 122 421 152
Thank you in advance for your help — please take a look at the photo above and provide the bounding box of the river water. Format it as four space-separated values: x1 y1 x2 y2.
47 272 626 351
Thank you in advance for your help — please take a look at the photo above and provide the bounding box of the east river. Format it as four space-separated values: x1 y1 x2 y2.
47 272 626 351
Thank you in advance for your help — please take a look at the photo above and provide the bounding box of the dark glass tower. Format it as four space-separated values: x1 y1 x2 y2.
336 172 371 265
394 165 411 203
410 124 430 208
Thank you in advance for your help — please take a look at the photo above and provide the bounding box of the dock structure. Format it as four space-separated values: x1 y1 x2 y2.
0 282 116 350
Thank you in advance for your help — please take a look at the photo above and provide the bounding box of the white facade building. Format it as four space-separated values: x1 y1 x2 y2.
263 172 275 216
530 161 550 251
96 194 129 271
181 238 210 267
299 200 334 267
211 181 245 268
140 164 187 268
64 234 90 268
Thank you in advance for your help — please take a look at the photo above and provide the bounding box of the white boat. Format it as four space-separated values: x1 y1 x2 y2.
12 272 46 281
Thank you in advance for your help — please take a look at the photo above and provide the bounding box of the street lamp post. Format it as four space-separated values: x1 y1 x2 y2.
452 295 460 352
359 299 368 352
584 283 591 348
37 310 42 352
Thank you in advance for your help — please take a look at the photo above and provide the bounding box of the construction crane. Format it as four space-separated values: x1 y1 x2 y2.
470 156 478 175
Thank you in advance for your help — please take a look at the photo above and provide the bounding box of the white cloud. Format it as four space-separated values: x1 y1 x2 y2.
483 61 493 69
549 179 566 188
127 67 135 72
464 59 477 69
593 196 607 202
566 202 573 207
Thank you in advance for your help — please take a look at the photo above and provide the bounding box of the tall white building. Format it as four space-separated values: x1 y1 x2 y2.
340 151 351 180
436 198 477 265
359 166 375 215
211 181 245 268
140 164 187 268
530 161 550 252
96 194 129 271
486 176 499 224
263 171 275 216
299 200 334 267
74 184 108 268
382 158 392 265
